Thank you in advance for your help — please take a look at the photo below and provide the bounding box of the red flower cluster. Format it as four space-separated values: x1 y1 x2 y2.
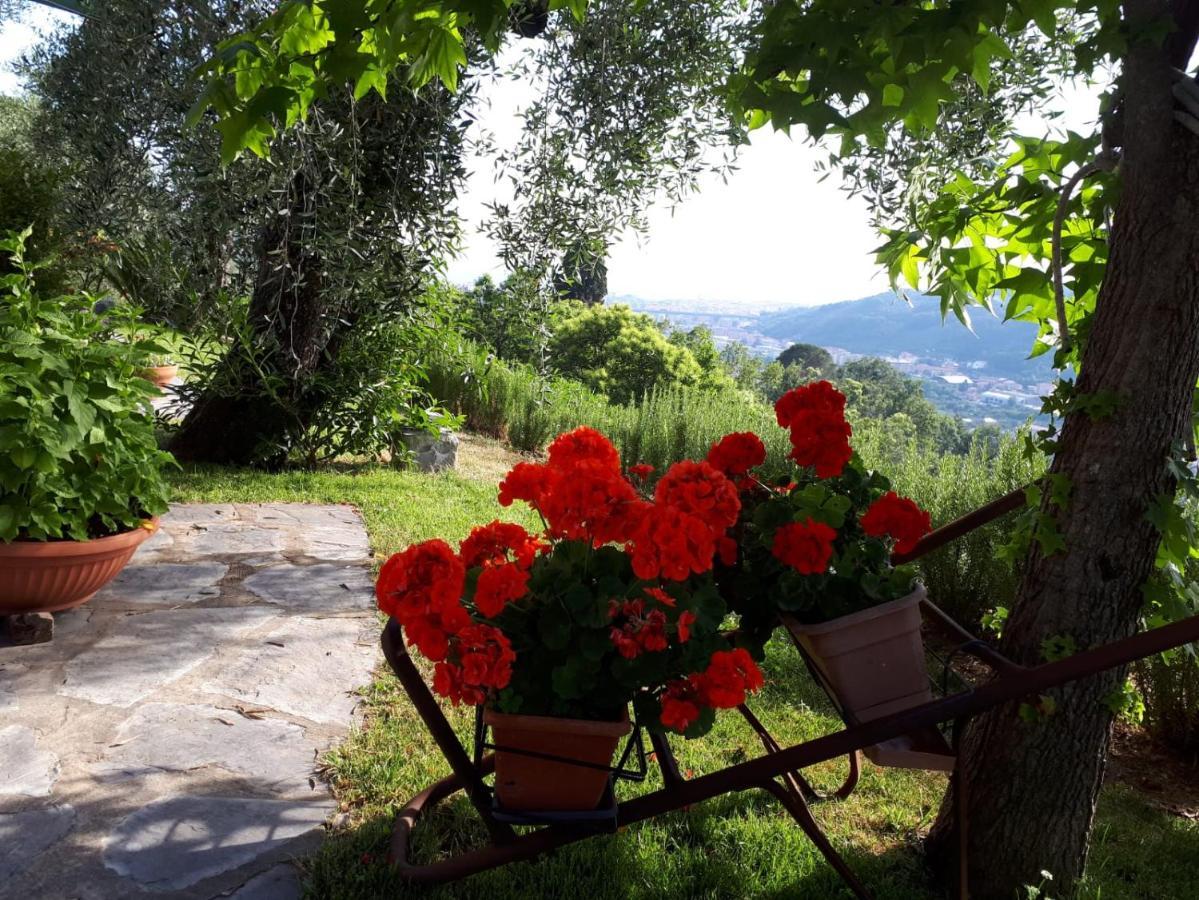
459 521 540 618
654 460 741 529
626 461 741 581
629 463 655 480
658 648 765 732
774 381 853 478
474 564 529 617
706 432 766 478
432 622 515 706
497 429 639 544
460 520 541 570
608 591 696 659
626 504 717 581
376 539 469 660
546 426 622 473
771 518 837 575
377 540 517 705
609 598 668 658
859 491 932 556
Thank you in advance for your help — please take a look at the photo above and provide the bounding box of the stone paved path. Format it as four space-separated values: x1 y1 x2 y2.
0 504 379 900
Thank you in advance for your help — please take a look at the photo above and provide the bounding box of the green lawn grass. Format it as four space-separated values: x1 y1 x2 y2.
168 436 1199 900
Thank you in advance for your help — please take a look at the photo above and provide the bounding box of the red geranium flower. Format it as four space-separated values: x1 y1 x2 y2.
699 648 764 709
473 562 530 618
629 463 655 480
432 622 515 706
654 460 741 532
546 426 621 473
774 380 846 428
660 693 701 732
403 614 452 661
609 599 671 657
658 648 764 733
376 539 466 625
859 491 932 556
677 610 696 643
771 518 837 575
537 458 640 544
774 381 853 478
706 432 766 478
787 413 853 478
497 461 555 508
627 504 719 581
460 520 542 570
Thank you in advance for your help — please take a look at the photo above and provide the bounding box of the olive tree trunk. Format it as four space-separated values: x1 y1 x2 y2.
168 171 332 467
928 2 1199 895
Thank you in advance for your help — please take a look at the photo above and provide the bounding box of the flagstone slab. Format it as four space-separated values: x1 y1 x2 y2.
243 563 374 614
99 703 315 788
2 503 378 897
252 504 371 561
0 725 59 798
162 503 239 525
0 662 25 713
92 562 227 607
103 795 332 891
203 616 376 725
183 524 286 556
0 805 75 882
60 607 277 708
226 862 304 899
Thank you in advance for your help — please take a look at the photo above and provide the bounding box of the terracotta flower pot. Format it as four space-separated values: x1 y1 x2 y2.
484 707 631 811
790 584 931 724
138 364 178 389
0 519 159 615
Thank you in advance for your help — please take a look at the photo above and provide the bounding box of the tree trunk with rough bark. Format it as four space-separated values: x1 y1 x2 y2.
928 2 1199 895
169 170 332 467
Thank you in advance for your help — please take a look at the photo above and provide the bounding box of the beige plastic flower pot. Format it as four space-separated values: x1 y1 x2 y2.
790 584 932 725
0 519 158 615
484 707 631 811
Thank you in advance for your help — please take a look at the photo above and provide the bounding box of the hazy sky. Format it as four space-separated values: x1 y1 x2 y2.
1 6 1101 309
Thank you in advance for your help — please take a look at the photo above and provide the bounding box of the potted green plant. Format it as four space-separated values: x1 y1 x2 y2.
708 381 933 726
376 427 763 811
138 353 178 390
388 404 465 473
0 229 172 615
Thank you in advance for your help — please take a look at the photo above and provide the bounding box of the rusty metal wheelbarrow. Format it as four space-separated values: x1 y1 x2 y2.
379 487 1199 897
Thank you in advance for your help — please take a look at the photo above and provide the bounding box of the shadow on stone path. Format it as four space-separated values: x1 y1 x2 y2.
0 504 379 900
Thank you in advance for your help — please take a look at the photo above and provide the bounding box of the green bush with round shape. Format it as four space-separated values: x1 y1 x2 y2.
0 229 172 542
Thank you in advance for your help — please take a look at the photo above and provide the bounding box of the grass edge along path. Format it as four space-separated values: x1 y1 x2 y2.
167 437 1197 900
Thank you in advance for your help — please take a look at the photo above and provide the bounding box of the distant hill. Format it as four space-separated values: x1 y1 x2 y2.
755 292 1052 381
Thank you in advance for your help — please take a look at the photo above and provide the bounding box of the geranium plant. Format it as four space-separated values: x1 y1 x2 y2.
708 381 932 645
376 427 764 737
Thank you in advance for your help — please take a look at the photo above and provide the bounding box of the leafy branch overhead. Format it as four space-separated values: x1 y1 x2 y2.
190 0 587 162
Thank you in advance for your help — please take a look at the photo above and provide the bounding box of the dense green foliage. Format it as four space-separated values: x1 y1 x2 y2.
0 96 62 287
549 304 716 404
0 231 171 541
777 342 834 375
21 1 473 468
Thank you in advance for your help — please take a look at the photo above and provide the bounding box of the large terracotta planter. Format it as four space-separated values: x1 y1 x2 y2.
138 364 178 389
790 584 931 724
0 519 158 615
484 708 631 811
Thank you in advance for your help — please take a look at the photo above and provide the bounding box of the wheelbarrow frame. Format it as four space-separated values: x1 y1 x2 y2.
381 486 1199 896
